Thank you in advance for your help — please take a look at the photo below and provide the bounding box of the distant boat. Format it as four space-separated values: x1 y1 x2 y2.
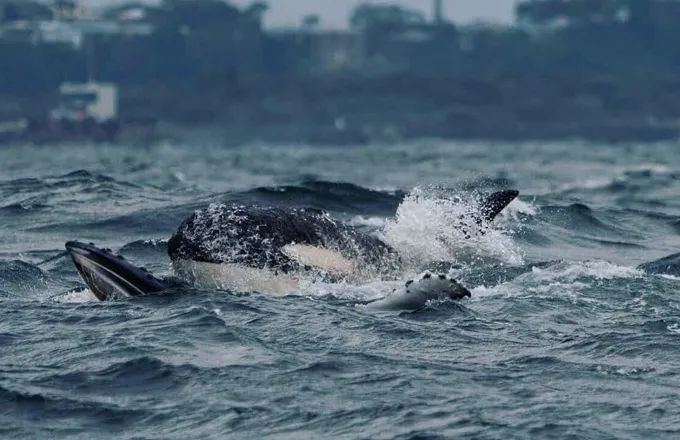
49 81 120 141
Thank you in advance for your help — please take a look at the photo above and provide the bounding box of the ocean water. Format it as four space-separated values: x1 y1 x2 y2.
2 140 680 439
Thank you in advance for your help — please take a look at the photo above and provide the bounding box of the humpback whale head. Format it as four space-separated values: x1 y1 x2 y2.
66 241 167 301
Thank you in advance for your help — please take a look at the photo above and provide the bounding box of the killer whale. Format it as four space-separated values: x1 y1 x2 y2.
65 189 519 307
168 189 519 279
167 204 402 282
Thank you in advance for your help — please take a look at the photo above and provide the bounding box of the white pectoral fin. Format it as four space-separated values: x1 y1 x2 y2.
282 244 355 274
365 272 471 311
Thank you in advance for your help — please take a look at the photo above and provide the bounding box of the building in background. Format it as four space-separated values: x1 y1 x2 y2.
0 0 152 49
434 0 444 24
49 81 119 139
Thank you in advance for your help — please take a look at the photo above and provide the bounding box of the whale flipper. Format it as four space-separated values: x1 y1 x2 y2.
66 241 168 300
638 253 680 276
480 190 520 222
365 272 471 311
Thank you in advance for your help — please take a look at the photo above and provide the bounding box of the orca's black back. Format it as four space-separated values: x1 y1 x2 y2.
168 204 401 273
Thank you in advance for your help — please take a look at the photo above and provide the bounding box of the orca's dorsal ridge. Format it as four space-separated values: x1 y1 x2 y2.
479 190 520 223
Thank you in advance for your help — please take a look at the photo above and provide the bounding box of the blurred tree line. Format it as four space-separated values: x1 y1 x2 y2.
512 0 680 74
4 0 680 92
2 0 680 141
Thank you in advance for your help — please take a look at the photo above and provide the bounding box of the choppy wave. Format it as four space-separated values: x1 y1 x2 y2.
2 140 680 438
244 180 405 215
471 260 643 301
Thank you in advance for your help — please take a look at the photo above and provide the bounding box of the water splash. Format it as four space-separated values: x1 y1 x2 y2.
471 260 643 301
382 187 524 269
55 288 98 303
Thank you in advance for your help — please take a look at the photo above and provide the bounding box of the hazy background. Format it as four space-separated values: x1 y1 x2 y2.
212 0 515 28
3 0 680 145
82 0 516 27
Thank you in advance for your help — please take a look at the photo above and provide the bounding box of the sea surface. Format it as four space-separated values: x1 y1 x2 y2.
2 140 680 439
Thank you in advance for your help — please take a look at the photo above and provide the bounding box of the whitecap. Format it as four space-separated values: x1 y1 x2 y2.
382 187 524 268
470 260 642 301
54 288 98 303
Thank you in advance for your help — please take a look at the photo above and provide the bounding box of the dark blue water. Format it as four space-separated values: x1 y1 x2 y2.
2 141 680 439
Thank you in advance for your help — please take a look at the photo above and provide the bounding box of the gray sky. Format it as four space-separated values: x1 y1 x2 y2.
84 1 517 28
232 0 517 29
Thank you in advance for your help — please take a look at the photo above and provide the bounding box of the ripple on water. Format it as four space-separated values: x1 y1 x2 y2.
2 141 680 438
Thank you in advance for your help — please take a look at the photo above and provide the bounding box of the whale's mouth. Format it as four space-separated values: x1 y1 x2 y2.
66 241 166 301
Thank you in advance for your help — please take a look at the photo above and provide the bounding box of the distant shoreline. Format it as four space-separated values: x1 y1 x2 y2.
5 73 680 146
9 119 679 147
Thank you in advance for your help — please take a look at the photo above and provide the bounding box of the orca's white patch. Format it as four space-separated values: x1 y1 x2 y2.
173 259 299 295
173 243 356 296
281 243 355 274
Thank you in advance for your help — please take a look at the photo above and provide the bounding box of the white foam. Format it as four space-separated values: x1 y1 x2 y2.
55 288 98 303
496 198 538 223
298 277 393 302
529 260 642 283
558 163 673 192
347 215 387 228
382 187 523 269
558 176 616 192
625 163 671 175
470 260 642 302
596 365 654 376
